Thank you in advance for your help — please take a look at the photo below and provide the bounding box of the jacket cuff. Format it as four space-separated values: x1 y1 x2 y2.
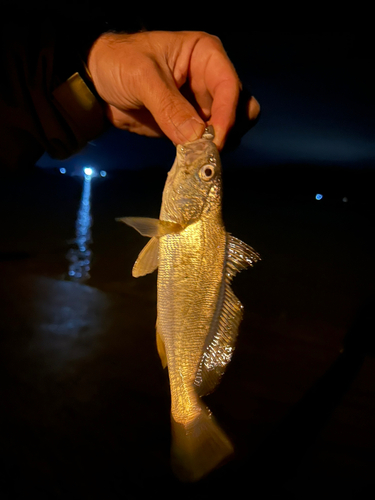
52 72 108 145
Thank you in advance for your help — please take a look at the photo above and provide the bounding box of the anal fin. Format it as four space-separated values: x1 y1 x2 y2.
156 318 168 368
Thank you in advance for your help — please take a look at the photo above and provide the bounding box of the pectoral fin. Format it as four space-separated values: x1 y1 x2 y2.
132 236 159 277
117 217 183 237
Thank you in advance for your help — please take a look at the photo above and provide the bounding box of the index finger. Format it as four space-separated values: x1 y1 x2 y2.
202 40 241 148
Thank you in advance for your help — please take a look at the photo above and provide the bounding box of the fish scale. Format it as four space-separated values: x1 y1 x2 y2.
118 126 260 482
158 219 226 420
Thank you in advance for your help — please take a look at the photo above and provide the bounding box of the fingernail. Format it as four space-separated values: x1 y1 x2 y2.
178 118 205 142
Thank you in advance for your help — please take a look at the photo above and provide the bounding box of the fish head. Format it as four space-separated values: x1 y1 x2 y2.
161 134 223 226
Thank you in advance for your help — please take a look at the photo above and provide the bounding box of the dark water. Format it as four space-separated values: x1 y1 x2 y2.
0 163 374 498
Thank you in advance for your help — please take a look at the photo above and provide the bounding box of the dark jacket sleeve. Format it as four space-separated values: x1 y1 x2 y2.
0 9 109 171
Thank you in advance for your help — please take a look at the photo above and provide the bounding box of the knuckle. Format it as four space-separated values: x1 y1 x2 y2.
156 91 181 121
197 31 225 50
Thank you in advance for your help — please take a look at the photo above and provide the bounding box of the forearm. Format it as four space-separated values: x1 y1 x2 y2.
0 9 109 170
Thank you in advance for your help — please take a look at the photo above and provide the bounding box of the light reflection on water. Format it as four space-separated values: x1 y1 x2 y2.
66 172 93 282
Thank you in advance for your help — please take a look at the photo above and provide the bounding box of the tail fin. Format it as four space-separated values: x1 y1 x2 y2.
170 405 234 482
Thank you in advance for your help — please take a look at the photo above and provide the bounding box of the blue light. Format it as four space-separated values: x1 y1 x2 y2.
59 167 66 174
66 169 93 283
84 167 93 176
99 170 107 177
315 193 323 201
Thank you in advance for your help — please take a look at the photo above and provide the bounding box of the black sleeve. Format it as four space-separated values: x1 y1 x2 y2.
0 8 110 171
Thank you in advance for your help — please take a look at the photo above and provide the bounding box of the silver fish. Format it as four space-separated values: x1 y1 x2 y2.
118 126 260 482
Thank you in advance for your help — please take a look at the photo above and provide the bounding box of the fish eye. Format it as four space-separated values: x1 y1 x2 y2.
199 164 215 181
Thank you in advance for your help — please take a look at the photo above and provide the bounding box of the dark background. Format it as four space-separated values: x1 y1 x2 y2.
1 7 374 499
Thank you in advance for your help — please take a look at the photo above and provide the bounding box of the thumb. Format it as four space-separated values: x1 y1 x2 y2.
142 75 205 145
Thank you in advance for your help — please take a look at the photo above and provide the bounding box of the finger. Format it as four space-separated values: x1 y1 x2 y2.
107 105 164 137
140 67 206 145
179 82 213 121
221 91 261 152
247 96 261 122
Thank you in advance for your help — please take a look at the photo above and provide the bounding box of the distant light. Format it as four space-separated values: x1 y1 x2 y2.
315 193 323 201
99 170 107 177
84 167 93 176
342 197 348 203
59 167 66 174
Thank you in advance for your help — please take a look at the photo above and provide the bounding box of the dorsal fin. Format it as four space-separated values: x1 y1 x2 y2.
226 234 261 280
194 283 243 396
194 234 260 396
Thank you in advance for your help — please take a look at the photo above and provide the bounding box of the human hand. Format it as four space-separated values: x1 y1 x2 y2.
87 31 259 150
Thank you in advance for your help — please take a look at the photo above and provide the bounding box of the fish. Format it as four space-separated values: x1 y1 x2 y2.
117 126 260 482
